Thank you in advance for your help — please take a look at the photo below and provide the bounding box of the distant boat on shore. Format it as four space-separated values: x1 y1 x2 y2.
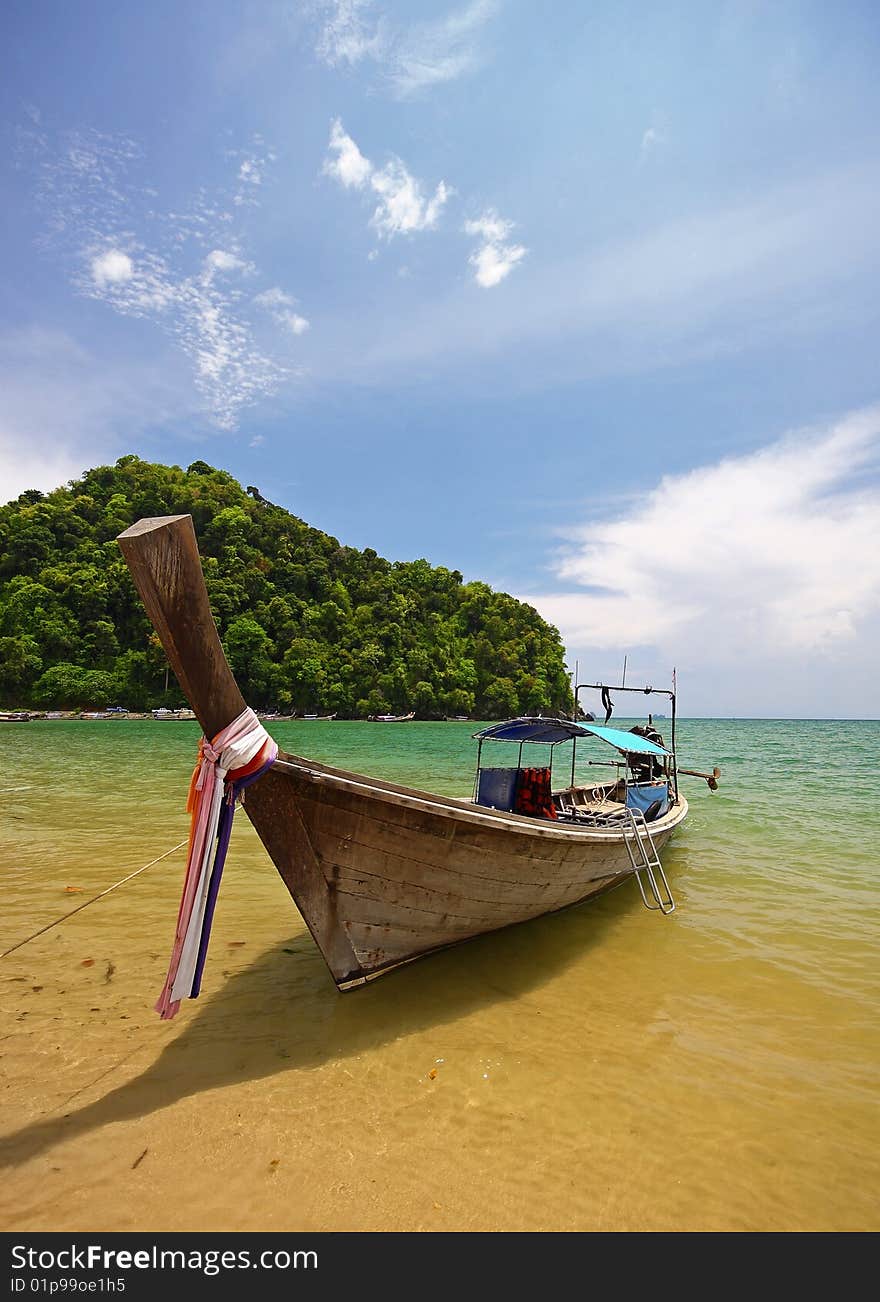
302 712 338 720
367 711 415 723
0 711 30 723
153 707 197 720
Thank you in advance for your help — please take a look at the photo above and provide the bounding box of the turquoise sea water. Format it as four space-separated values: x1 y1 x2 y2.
1 717 878 1231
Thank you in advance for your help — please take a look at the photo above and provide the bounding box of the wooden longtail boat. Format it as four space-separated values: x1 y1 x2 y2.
118 515 689 991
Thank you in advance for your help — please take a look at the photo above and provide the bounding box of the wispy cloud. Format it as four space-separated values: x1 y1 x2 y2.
464 209 526 287
28 127 306 430
232 140 275 206
315 0 383 68
352 162 880 377
385 0 500 96
640 124 666 158
91 249 134 286
323 117 373 188
523 407 880 665
371 162 450 237
323 119 451 237
203 248 250 277
323 119 525 278
314 0 499 97
254 287 310 335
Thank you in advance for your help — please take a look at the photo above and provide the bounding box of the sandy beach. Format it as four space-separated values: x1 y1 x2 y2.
2 719 878 1232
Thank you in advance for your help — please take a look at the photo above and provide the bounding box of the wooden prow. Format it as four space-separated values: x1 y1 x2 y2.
118 514 364 984
116 515 246 739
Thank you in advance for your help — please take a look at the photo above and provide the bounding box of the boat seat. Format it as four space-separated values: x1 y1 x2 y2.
475 767 520 812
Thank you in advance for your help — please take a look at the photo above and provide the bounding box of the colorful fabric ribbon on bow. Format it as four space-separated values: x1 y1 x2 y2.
155 707 278 1019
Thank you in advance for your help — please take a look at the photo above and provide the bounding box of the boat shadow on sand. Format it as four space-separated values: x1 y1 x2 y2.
0 885 634 1170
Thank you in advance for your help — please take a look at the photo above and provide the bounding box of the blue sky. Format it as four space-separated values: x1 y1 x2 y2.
2 1 879 716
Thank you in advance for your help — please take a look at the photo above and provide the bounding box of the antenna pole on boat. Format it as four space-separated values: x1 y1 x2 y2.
570 659 580 787
671 666 679 801
621 654 627 688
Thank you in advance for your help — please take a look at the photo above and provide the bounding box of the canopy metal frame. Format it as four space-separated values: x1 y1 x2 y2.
574 681 679 801
471 725 578 802
471 703 677 805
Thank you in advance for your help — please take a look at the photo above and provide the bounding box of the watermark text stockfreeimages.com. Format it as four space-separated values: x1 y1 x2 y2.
10 1243 316 1280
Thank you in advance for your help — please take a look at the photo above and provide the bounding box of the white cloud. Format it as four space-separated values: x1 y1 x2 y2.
229 140 274 208
315 0 383 67
323 119 450 238
640 125 665 157
522 407 880 669
323 118 373 188
253 287 291 309
238 158 261 184
254 287 310 335
91 249 133 285
354 162 880 376
370 162 450 237
314 1 499 98
82 247 178 315
464 209 526 287
386 0 499 97
81 249 283 430
203 249 249 277
31 127 308 431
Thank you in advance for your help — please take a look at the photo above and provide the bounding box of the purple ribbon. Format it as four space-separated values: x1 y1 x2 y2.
190 756 276 997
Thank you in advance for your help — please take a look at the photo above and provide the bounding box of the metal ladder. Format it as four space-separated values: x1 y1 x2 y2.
623 808 675 914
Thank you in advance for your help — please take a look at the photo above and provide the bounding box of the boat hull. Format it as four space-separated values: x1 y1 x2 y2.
243 753 688 988
116 514 689 995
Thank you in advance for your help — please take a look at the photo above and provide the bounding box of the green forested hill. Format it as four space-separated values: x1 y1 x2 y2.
0 456 573 717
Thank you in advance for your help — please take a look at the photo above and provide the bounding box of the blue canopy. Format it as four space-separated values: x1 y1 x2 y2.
581 724 669 757
473 717 670 756
473 717 586 745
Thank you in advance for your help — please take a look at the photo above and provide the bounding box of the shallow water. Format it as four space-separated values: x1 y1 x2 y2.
1 718 878 1231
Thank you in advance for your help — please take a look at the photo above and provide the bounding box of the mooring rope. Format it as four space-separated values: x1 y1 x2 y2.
0 839 188 959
